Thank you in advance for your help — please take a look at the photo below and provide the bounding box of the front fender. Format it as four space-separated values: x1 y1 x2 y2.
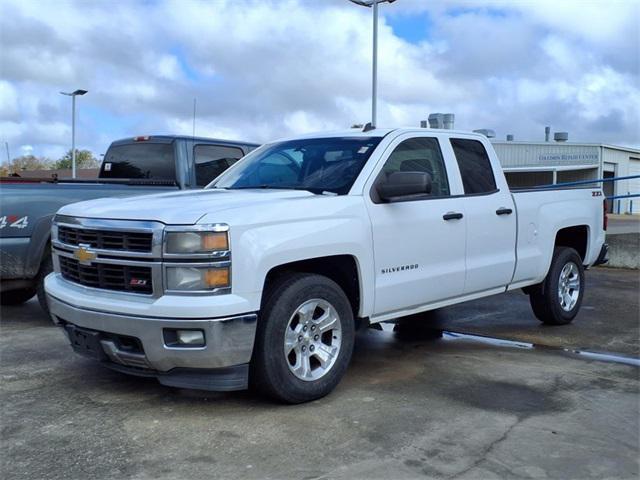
232 216 374 318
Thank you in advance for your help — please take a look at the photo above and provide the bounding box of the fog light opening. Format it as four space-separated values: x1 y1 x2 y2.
163 329 205 348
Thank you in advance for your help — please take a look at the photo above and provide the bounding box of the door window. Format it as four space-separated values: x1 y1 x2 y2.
379 137 450 197
194 145 244 186
450 139 497 194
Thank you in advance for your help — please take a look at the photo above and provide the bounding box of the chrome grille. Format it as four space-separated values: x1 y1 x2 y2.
59 256 153 294
58 226 153 252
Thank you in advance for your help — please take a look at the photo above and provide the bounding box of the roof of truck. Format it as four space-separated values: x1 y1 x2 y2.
271 127 486 143
109 135 260 147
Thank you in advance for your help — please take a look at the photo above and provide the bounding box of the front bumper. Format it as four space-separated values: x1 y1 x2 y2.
47 294 257 390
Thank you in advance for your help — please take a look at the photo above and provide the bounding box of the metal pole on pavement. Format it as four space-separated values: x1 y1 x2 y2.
347 0 396 128
371 0 378 127
59 89 88 178
71 94 76 178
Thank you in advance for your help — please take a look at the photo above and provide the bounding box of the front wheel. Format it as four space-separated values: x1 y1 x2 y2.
529 247 585 325
251 272 355 404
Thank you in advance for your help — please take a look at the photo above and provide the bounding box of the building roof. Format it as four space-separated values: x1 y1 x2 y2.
492 141 640 155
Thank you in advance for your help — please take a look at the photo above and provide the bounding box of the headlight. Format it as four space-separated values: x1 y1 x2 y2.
166 266 230 291
165 231 228 254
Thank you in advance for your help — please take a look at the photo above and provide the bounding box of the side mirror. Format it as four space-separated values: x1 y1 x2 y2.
377 171 432 202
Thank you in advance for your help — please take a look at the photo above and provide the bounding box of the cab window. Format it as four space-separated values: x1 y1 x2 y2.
380 137 450 197
450 139 497 194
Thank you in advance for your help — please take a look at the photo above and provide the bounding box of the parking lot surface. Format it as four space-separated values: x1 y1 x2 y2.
1 267 638 480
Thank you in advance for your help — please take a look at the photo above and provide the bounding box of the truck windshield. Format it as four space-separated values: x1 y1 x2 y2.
211 137 383 195
100 143 175 180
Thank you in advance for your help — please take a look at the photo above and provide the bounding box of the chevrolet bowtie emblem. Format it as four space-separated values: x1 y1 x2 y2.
73 245 97 264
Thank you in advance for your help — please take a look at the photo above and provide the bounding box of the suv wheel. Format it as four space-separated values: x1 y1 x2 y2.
251 272 355 403
529 247 585 325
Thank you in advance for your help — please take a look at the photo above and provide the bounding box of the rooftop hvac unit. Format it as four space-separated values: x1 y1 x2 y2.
554 132 569 142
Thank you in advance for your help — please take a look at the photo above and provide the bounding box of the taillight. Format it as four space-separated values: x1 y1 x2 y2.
134 136 150 142
603 199 608 231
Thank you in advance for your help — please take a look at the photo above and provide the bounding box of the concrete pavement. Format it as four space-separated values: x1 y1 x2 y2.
1 267 638 480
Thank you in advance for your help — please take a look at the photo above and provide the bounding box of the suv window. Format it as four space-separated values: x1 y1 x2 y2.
195 144 244 186
380 137 450 197
450 139 497 194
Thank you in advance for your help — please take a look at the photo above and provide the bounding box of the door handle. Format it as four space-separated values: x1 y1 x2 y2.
496 207 513 215
443 212 463 221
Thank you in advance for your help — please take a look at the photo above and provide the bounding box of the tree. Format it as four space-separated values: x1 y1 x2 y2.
5 155 54 173
55 149 100 169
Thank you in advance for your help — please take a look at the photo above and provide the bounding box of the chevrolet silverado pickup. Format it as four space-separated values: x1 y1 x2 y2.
0 135 257 312
45 127 608 403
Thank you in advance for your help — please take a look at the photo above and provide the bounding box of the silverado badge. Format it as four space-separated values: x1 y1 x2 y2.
73 245 97 265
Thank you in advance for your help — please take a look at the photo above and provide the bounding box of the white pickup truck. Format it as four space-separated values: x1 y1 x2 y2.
45 127 608 403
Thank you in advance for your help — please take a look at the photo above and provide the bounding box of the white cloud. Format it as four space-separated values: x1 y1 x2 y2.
0 81 19 119
0 0 638 161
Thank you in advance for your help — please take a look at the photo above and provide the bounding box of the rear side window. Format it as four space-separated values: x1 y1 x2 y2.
450 139 497 194
194 145 244 186
101 143 175 180
381 137 450 197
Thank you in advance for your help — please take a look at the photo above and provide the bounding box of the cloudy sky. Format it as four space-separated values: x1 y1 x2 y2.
1 0 638 161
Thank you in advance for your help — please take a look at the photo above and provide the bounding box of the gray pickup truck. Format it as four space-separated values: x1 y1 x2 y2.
0 135 258 312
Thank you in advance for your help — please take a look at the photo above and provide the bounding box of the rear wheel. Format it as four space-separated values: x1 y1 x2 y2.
0 287 36 306
251 273 355 404
529 247 585 325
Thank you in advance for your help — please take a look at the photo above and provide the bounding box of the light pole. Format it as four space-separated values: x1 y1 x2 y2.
60 89 88 178
348 0 396 128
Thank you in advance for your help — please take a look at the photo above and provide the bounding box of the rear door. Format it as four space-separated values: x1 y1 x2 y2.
447 137 516 294
365 133 467 316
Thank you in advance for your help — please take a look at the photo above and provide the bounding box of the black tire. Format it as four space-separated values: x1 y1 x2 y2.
36 254 53 316
0 287 37 305
251 272 355 404
529 247 585 325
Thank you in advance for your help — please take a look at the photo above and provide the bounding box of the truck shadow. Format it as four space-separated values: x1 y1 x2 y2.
0 298 51 326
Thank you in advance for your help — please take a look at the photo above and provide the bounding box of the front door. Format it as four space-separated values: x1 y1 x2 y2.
366 134 467 316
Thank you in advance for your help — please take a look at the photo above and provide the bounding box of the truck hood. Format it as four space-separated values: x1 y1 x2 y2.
57 188 315 224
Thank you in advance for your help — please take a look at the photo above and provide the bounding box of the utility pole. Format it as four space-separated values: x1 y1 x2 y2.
347 0 396 128
4 142 9 163
192 98 197 137
59 89 88 178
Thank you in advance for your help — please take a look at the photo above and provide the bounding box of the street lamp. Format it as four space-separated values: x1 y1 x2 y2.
60 89 88 178
348 0 396 128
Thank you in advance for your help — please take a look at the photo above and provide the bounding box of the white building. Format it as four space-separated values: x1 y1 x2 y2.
492 140 640 214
